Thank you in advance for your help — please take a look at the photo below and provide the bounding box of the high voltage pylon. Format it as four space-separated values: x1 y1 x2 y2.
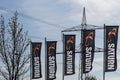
61 7 104 80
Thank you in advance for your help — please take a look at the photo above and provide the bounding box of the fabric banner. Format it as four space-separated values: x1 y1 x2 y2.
46 41 57 79
81 30 95 73
31 42 42 79
64 35 76 75
104 26 119 72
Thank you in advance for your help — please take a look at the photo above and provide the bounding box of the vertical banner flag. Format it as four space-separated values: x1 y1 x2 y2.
81 29 95 73
64 35 76 75
104 26 119 72
46 41 57 79
31 43 42 79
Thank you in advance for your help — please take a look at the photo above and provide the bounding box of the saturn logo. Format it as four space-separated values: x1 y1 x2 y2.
66 36 74 50
48 43 55 56
107 28 117 43
84 32 94 47
33 44 40 57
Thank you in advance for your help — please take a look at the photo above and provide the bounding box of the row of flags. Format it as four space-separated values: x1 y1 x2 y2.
31 26 119 79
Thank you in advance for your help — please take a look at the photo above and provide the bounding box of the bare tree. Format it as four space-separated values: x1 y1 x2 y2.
0 12 30 80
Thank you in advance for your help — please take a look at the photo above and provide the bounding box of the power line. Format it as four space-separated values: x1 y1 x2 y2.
0 6 67 29
29 35 63 42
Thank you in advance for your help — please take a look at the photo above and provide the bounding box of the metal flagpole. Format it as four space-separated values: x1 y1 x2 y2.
62 33 65 80
81 31 83 80
103 24 106 80
30 41 32 80
85 74 86 80
45 37 47 80
78 43 81 80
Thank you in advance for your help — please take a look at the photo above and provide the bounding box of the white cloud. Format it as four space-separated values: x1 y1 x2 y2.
12 1 120 80
58 0 120 25
88 0 120 24
19 0 120 29
0 10 7 14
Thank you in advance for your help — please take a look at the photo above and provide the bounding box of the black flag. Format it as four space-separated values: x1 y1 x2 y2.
31 42 42 79
46 41 57 79
104 26 119 72
81 30 95 73
64 35 76 75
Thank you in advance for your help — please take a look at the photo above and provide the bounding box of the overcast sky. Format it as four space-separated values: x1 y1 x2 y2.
0 0 120 80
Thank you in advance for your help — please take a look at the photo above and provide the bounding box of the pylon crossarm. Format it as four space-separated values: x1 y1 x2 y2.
62 24 104 32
